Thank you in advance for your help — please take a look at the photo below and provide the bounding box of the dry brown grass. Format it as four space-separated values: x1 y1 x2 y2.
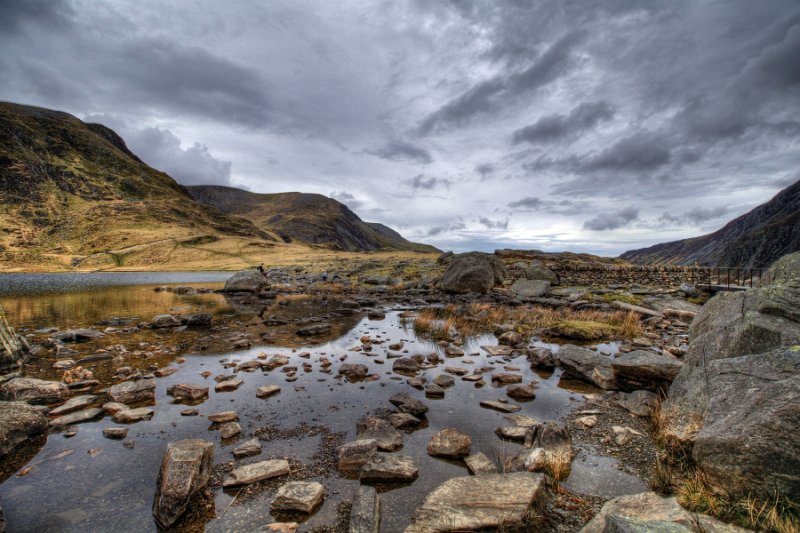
678 470 800 533
412 302 643 342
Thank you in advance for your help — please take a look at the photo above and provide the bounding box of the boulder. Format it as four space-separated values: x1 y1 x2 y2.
271 481 324 514
578 492 748 533
0 401 48 458
525 261 560 285
440 252 507 294
108 378 156 404
360 453 418 482
349 485 381 533
509 279 550 298
221 269 270 293
611 351 683 392
222 459 290 487
692 347 800 500
427 428 471 458
0 378 69 404
558 345 616 390
357 417 403 451
51 328 103 342
152 439 214 528
662 252 800 444
405 472 545 532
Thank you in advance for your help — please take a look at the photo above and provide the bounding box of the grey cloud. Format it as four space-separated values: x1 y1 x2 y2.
660 206 728 225
330 191 365 210
126 127 232 187
512 101 614 145
478 216 509 230
108 39 270 128
427 221 466 236
475 163 495 179
419 31 583 134
0 0 73 33
407 174 453 190
508 197 542 210
582 133 672 173
366 140 432 163
583 207 639 231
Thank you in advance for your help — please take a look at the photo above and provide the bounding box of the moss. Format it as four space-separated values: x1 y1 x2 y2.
545 320 616 341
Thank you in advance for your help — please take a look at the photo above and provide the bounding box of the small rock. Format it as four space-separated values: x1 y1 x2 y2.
427 428 471 458
222 459 290 487
271 481 324 514
465 452 497 475
360 453 418 482
103 427 129 439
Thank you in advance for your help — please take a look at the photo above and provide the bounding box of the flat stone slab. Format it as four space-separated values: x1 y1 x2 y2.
108 378 156 404
256 385 281 399
113 407 154 423
465 452 497 475
223 459 290 487
405 472 545 532
215 379 244 392
349 485 381 533
208 411 238 423
427 428 472 458
479 400 521 413
50 407 103 427
172 384 209 402
338 439 378 471
356 417 403 451
360 453 418 483
49 394 97 416
271 481 324 513
481 345 512 356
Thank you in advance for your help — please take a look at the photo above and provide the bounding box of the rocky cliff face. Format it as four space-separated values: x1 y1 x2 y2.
187 185 438 253
621 179 800 267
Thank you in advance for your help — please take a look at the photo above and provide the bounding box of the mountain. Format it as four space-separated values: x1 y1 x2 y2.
0 102 276 264
186 186 439 253
621 179 800 267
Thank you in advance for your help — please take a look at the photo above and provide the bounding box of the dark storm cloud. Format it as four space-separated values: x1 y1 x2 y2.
418 31 583 135
108 39 270 128
407 174 453 190
0 0 73 33
366 140 432 163
583 207 639 231
512 101 614 145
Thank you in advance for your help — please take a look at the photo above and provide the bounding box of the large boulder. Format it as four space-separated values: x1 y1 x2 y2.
525 261 560 285
152 439 214 529
579 492 748 533
220 269 270 293
440 252 506 294
692 347 800 500
662 252 800 444
0 378 69 404
404 472 545 532
611 351 683 392
508 279 550 298
0 401 48 458
558 345 616 390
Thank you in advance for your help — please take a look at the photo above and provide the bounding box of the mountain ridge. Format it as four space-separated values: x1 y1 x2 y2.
621 179 800 267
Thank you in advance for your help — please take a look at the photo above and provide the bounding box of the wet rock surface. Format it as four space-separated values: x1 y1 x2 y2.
152 438 214 528
0 401 47 458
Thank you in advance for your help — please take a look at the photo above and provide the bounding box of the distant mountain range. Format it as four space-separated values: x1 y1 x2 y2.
186 186 437 253
0 102 436 270
621 179 800 267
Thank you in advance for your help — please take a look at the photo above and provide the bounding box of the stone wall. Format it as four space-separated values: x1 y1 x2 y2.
505 263 716 288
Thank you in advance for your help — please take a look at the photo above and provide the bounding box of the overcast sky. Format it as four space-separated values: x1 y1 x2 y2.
1 0 798 255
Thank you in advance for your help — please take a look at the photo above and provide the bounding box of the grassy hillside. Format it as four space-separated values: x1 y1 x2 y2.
187 185 439 253
0 102 279 269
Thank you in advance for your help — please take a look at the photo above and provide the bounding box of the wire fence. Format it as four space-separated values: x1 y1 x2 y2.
696 267 766 289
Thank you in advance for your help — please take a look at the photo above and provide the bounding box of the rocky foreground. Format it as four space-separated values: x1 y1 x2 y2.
0 251 798 532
